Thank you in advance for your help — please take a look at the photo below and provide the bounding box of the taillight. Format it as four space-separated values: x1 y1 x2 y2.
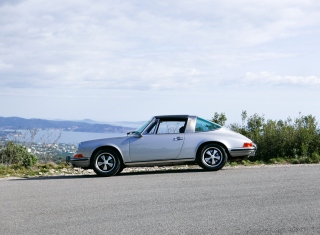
243 142 253 147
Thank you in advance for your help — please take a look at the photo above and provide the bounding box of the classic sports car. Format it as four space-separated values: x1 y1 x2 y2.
68 115 256 176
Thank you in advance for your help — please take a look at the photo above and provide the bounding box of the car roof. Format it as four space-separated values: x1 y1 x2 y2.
154 115 189 121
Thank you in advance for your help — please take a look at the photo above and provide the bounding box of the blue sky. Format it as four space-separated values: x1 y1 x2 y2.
0 0 319 124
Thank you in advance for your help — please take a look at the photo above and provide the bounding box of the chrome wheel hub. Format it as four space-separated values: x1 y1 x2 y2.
203 148 222 166
96 154 115 172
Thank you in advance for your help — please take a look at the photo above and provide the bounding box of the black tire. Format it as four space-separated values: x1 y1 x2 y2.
197 144 227 171
92 149 121 177
115 165 125 175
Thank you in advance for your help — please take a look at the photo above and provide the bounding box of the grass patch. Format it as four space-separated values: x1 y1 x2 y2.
0 162 73 178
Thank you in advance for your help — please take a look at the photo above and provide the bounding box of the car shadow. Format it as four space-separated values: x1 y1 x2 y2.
10 168 216 181
118 168 207 177
10 174 99 181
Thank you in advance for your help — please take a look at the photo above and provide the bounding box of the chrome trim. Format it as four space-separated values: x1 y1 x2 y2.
230 148 256 152
70 158 90 162
229 147 256 158
125 158 195 166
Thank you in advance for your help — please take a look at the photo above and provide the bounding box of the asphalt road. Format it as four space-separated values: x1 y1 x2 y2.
1 165 320 235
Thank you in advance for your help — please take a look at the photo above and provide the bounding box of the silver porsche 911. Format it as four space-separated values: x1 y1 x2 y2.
68 115 256 176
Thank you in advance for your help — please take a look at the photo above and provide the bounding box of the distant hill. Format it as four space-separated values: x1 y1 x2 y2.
0 116 135 133
106 121 146 128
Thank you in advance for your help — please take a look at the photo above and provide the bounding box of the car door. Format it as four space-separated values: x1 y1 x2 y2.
129 119 186 162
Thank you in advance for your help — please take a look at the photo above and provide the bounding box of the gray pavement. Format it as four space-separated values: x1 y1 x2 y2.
1 165 320 234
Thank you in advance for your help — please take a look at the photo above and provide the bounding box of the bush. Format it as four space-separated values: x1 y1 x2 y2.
0 142 38 168
310 152 320 163
229 112 320 163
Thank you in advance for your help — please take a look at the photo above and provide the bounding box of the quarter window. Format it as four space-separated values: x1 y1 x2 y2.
195 117 221 132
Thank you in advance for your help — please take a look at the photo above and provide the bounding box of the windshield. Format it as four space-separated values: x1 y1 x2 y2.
134 118 153 133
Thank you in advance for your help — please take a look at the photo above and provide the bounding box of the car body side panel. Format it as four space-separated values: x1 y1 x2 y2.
76 136 131 164
129 134 185 162
176 133 198 159
178 131 231 159
178 127 255 159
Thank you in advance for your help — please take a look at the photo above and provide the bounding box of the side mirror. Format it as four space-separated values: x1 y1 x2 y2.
134 132 142 138
127 131 142 138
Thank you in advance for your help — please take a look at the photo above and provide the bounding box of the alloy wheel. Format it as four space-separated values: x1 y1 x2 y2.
203 147 223 167
95 153 115 172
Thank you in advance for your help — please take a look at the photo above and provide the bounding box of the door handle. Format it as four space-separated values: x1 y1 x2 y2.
174 137 183 141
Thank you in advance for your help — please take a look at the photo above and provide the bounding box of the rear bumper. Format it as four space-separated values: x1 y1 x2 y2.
250 143 257 156
229 143 257 158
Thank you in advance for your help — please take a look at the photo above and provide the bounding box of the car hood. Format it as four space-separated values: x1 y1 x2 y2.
78 135 129 147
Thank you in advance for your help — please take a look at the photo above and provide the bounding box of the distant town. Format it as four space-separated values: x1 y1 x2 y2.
0 130 77 163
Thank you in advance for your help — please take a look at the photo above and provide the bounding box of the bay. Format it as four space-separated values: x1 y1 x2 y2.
53 131 125 144
7 130 126 144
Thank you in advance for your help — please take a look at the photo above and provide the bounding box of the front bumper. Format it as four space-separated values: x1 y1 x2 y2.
66 156 90 168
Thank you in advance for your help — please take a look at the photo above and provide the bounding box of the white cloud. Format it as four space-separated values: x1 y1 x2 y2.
0 0 320 122
244 72 320 86
1 1 319 91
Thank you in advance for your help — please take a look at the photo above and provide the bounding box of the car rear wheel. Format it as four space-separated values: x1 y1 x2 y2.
92 149 121 177
197 144 227 171
116 165 125 175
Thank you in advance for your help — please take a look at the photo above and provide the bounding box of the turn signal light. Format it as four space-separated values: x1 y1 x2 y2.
74 153 84 158
243 142 253 147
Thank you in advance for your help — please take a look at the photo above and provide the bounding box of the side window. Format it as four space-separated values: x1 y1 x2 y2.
195 117 221 132
157 121 186 134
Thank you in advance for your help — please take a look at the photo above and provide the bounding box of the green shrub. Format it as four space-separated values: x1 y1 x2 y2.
240 160 250 166
268 158 287 164
230 162 238 167
0 142 38 168
230 112 320 163
310 152 320 163
290 159 300 164
38 162 60 170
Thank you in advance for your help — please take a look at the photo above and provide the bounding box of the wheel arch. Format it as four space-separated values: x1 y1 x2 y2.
196 141 230 159
90 146 125 168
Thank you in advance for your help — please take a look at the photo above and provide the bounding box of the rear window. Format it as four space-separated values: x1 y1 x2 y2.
195 117 221 132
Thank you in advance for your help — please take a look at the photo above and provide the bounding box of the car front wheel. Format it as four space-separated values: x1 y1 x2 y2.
197 144 227 171
92 149 121 177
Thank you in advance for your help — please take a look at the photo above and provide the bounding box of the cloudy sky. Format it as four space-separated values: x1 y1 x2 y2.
0 0 319 124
